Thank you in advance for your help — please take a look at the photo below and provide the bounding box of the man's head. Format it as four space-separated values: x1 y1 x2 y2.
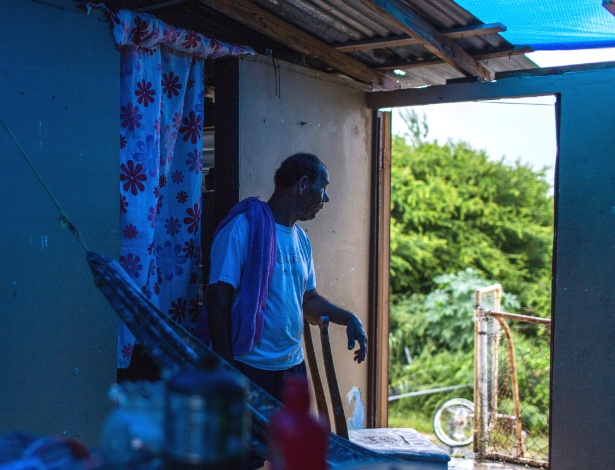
273 153 329 221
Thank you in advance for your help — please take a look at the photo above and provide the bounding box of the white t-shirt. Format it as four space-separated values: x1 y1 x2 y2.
209 213 316 370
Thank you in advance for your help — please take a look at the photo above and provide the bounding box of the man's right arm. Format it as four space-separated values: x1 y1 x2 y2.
206 281 235 363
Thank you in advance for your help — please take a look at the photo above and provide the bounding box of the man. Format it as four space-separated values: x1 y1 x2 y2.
205 152 368 402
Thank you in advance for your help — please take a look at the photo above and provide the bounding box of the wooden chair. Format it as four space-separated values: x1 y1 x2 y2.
303 317 451 468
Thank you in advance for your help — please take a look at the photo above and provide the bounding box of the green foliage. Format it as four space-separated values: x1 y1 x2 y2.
389 344 474 429
388 111 553 438
390 269 519 359
511 328 551 434
389 271 490 415
390 115 554 315
388 271 549 436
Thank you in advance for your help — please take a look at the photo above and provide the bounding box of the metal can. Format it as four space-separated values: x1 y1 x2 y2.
164 367 250 469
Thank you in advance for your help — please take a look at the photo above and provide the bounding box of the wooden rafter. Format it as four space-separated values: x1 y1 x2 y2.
360 0 493 81
134 0 191 12
605 0 615 16
196 0 400 90
333 22 506 52
377 46 533 71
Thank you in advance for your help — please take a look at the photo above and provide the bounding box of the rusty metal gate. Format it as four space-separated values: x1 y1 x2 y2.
474 285 550 468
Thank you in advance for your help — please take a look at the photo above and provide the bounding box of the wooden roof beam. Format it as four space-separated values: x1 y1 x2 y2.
134 0 192 12
334 22 506 52
196 0 400 90
360 0 493 81
377 46 533 71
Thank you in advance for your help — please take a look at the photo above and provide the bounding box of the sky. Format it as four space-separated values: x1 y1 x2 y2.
391 48 615 190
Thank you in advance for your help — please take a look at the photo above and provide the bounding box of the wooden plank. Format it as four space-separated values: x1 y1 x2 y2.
303 321 331 430
367 110 391 428
360 0 492 81
494 60 615 80
134 0 191 12
318 317 349 440
473 46 533 61
334 22 506 52
377 46 533 71
196 0 400 90
366 63 615 111
214 58 240 226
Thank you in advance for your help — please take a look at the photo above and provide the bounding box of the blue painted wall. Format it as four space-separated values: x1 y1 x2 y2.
368 65 615 469
0 2 119 445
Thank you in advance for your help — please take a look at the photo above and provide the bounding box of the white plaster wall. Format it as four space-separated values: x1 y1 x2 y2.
237 56 373 427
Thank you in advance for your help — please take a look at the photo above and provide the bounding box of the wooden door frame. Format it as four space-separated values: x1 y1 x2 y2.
367 110 392 428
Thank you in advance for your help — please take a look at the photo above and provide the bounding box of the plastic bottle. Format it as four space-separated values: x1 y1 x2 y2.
164 365 250 469
267 375 328 470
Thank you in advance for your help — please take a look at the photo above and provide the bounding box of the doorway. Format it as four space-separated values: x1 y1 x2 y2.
386 97 556 464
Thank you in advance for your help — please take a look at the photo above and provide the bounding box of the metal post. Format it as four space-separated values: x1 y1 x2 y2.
474 284 501 457
474 295 489 456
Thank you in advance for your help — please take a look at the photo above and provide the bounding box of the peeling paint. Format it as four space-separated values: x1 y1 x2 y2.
30 235 48 252
346 386 365 430
37 121 47 150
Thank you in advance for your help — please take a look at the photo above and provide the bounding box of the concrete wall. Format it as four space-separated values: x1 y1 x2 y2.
0 3 119 446
368 65 615 469
236 56 373 427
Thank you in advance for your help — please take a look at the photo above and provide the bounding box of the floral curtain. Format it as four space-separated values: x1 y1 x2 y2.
103 8 254 368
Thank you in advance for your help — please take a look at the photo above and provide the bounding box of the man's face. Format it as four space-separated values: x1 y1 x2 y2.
297 164 329 221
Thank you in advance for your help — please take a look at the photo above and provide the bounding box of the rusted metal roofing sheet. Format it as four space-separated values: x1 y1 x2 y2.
98 0 537 89
248 0 535 87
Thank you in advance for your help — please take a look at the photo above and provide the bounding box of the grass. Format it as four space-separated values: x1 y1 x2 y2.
388 402 442 448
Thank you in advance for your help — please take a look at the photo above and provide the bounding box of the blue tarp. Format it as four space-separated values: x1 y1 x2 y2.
456 0 615 50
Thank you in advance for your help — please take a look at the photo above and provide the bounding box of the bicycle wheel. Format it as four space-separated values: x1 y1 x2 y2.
433 398 474 447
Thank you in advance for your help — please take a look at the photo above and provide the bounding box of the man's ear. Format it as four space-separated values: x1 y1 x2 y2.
298 175 309 195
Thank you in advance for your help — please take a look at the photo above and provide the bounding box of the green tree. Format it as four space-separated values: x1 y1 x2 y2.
390 112 553 315
388 111 554 434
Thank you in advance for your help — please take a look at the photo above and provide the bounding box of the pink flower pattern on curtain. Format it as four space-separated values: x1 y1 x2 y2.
106 8 254 368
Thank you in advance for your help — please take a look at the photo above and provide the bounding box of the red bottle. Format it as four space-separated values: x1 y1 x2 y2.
267 376 328 470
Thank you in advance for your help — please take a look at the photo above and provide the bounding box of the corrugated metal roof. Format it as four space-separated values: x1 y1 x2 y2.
101 0 538 89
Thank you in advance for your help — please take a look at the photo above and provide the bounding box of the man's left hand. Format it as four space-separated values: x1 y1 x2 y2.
346 314 368 364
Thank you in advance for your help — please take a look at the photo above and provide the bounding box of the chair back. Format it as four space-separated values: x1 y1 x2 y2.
303 316 349 439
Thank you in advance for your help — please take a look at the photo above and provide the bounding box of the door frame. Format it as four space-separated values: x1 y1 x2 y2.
368 110 392 428
366 61 615 469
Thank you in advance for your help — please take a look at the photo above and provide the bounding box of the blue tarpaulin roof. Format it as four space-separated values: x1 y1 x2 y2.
456 0 615 50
